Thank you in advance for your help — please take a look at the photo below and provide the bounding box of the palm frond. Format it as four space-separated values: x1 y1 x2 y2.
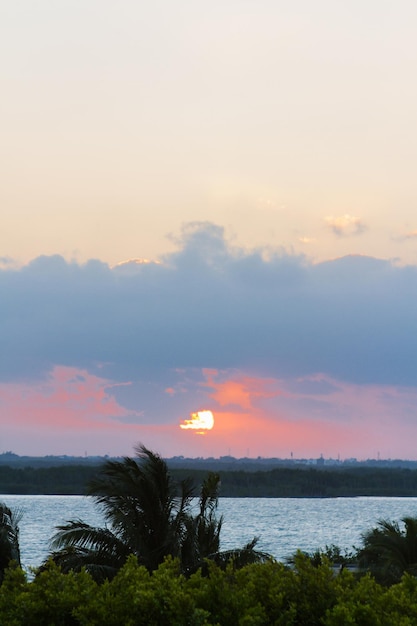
211 537 272 570
50 520 128 554
359 516 417 584
46 521 132 582
0 502 22 575
45 546 127 583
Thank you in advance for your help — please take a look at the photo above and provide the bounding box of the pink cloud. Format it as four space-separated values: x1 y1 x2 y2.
173 369 417 460
0 366 137 428
0 366 148 455
202 369 283 410
2 365 417 460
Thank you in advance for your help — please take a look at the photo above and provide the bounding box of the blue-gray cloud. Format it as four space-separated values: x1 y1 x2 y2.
1 222 416 387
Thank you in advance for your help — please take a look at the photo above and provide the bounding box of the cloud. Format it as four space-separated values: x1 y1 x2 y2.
0 257 18 269
2 363 417 458
325 214 367 236
1 221 416 389
0 366 140 427
202 369 282 410
2 221 417 457
402 230 417 240
298 236 316 244
0 366 149 455
180 370 417 459
111 258 162 273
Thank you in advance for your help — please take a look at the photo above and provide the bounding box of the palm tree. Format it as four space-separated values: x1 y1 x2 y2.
0 502 22 583
358 516 417 585
48 445 194 581
46 445 267 581
180 470 223 573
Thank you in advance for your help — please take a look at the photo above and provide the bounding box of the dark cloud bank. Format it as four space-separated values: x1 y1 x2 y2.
1 223 416 387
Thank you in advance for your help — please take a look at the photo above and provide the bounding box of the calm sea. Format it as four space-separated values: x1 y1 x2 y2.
2 495 417 572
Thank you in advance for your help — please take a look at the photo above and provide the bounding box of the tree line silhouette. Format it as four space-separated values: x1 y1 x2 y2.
2 462 417 496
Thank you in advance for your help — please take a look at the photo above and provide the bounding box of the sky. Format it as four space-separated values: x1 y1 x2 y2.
1 1 417 459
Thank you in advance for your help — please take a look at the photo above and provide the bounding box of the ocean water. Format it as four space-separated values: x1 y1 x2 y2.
2 495 417 572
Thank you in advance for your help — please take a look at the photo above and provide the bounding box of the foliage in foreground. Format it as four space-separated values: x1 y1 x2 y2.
0 502 21 584
2 555 417 625
358 516 417 586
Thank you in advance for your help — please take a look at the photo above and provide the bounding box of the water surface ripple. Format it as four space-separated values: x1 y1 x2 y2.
3 495 417 572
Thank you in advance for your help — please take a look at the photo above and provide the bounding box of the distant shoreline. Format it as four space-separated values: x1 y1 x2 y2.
2 463 417 498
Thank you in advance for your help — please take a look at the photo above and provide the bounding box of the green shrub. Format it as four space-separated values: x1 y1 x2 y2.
0 561 97 625
1 555 417 625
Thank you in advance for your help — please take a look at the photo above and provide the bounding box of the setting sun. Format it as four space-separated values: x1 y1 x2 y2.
180 410 214 435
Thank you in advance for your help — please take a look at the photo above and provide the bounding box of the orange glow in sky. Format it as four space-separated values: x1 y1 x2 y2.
180 410 214 435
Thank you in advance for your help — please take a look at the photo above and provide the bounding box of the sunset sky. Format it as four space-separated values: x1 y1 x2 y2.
1 1 417 459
